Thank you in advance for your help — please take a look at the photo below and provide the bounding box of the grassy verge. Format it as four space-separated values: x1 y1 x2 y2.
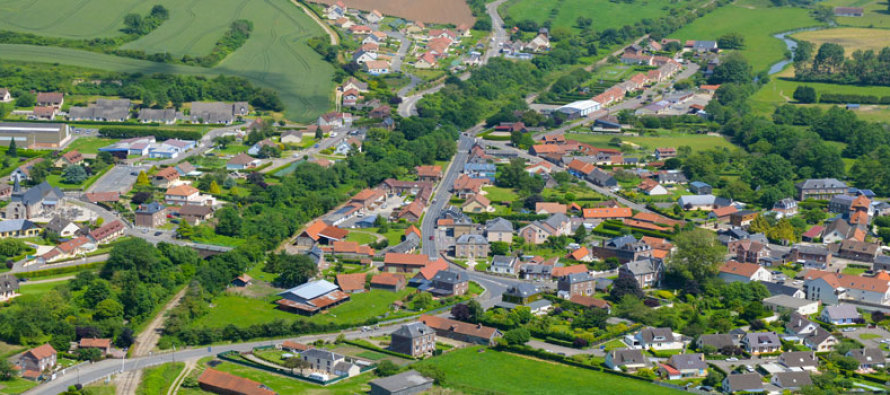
136 362 184 395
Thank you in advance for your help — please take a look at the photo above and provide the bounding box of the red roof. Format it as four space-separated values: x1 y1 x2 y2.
85 191 120 203
711 206 738 218
420 315 499 340
166 184 199 197
90 220 125 242
568 246 590 261
384 253 430 267
552 264 587 277
79 338 111 349
281 341 311 351
199 368 275 395
569 295 610 309
417 258 449 280
802 226 824 238
719 260 763 278
416 165 442 178
583 207 633 219
24 344 56 360
406 225 421 238
156 167 180 181
371 272 405 286
623 219 671 232
336 273 366 292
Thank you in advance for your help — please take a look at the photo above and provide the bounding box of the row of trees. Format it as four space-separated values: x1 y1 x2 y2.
795 41 890 86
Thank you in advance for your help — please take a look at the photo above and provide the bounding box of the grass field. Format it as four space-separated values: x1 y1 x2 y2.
66 137 115 154
0 377 38 395
137 362 184 395
345 231 378 245
793 28 890 56
19 281 62 297
482 186 519 202
417 346 683 394
671 3 822 71
208 360 375 394
567 132 736 152
824 0 890 28
502 0 708 33
750 75 890 114
0 0 334 122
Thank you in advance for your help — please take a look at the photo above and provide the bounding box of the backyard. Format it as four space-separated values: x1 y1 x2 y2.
200 359 375 394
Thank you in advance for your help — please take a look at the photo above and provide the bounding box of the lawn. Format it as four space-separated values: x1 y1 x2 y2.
137 362 184 395
191 289 412 329
207 359 375 394
482 186 519 202
0 377 38 395
416 346 683 394
860 333 882 341
345 231 378 246
670 3 823 71
750 75 890 115
0 0 334 122
66 137 115 154
566 132 735 153
502 0 708 33
356 350 389 360
793 27 890 56
18 281 63 297
843 266 868 275
602 339 628 351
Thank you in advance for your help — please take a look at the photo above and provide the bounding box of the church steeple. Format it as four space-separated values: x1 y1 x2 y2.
13 177 20 193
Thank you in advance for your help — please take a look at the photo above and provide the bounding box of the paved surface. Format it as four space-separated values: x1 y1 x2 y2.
86 165 148 194
842 326 890 349
259 128 349 174
388 31 411 73
483 0 509 63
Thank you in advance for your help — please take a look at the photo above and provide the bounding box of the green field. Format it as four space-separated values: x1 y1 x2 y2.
137 362 184 395
671 3 822 71
750 76 890 115
567 132 736 152
0 377 39 395
824 0 890 28
482 186 519 202
66 137 115 154
345 231 378 245
502 0 707 32
19 281 63 297
417 346 683 394
208 360 374 394
0 0 334 121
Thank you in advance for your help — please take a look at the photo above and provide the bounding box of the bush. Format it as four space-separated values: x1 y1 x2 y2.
99 127 202 141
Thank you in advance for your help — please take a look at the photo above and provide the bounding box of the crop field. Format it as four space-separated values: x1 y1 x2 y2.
671 3 822 71
502 0 707 32
310 0 475 26
0 0 334 122
824 0 890 28
793 28 890 55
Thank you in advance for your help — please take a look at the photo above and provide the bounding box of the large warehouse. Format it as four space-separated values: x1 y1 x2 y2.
0 122 71 149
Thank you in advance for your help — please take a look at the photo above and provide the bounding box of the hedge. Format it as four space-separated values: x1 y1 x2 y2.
343 339 416 360
15 261 104 279
99 127 202 141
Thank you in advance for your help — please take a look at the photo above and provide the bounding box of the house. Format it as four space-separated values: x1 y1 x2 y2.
89 220 126 244
729 210 759 227
485 218 513 243
535 202 567 215
678 194 731 211
395 200 425 222
68 99 131 122
389 323 435 358
688 181 712 195
567 246 593 262
804 327 838 352
657 172 688 185
464 163 496 181
690 40 719 52
619 258 664 289
697 334 735 352
165 184 201 206
301 348 359 377
231 274 252 287
335 273 366 294
4 181 65 220
0 219 40 238
728 239 770 264
772 198 798 217
847 348 885 370
226 153 260 170
18 344 56 378
489 255 519 275
137 108 181 124
419 315 501 345
760 281 806 299
364 60 391 75
582 207 632 220
330 241 374 258
318 112 353 128
741 332 781 355
796 178 847 201
569 295 611 312
383 253 434 274
605 349 648 371
415 165 442 183
276 280 350 315
708 206 738 223
723 373 764 394
55 150 84 167
771 372 812 391
788 245 832 266
134 202 166 228
785 313 820 337
152 167 180 188
822 219 860 244
502 283 542 305
638 179 668 196
834 6 864 16
667 353 707 378
178 205 214 225
779 351 819 371
835 239 880 262
556 100 600 118
189 102 248 124
763 295 819 315
461 194 492 213
0 274 19 302
627 327 685 351
429 270 468 297
593 235 654 264
79 338 112 356
557 272 595 297
415 52 438 69
654 147 676 160
36 92 64 108
820 304 861 325
371 273 406 292
718 260 771 283
296 220 349 247
199 368 274 395
518 213 571 245
0 88 10 102
369 370 434 395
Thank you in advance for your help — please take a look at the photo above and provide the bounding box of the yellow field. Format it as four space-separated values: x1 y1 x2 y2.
793 27 890 55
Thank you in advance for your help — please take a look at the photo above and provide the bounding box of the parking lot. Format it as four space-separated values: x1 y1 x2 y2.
87 164 149 194
841 325 890 349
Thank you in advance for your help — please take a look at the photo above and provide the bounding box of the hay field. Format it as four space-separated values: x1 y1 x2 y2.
793 27 890 55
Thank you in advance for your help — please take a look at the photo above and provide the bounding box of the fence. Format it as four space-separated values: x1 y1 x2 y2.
216 350 375 386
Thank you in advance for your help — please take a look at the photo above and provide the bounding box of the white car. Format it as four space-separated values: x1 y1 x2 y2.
726 357 739 362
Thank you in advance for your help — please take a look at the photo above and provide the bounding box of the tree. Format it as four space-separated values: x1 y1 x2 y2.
702 370 724 387
503 327 530 345
466 299 483 323
272 253 317 288
375 360 400 377
572 307 609 330
315 128 324 140
6 139 16 158
718 33 746 50
709 53 752 84
610 276 643 301
0 360 14 381
115 328 135 348
793 86 817 103
209 180 222 194
490 241 510 256
94 299 124 320
451 303 471 322
136 171 150 186
83 279 113 307
62 165 88 184
75 347 103 362
668 228 726 281
177 221 195 239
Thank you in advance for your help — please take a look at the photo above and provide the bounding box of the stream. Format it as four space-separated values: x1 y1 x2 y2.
768 25 831 75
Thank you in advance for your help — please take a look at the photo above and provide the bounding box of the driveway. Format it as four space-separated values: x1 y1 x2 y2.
842 326 890 349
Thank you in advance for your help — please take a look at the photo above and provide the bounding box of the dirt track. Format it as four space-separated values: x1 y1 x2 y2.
310 0 475 26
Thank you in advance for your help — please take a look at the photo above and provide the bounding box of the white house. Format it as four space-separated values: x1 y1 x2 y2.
625 327 686 351
718 261 771 283
804 270 890 306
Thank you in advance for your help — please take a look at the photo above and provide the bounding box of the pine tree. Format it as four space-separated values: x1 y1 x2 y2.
6 139 16 157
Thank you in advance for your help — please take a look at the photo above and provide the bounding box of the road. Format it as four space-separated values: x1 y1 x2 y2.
483 0 510 63
291 0 339 45
259 127 350 174
387 31 411 73
85 165 148 194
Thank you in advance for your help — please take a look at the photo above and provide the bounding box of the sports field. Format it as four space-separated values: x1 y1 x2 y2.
416 346 683 394
0 0 334 122
670 3 822 71
502 0 708 32
793 27 890 56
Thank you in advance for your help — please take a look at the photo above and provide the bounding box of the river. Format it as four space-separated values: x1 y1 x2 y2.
768 25 830 75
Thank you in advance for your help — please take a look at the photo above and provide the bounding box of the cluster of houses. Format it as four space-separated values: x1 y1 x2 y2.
15 338 121 381
98 136 196 160
500 27 551 60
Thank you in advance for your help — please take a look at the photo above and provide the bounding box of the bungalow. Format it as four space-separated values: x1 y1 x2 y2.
708 205 738 222
742 332 781 355
638 179 668 196
667 353 707 378
78 338 112 356
771 372 812 391
626 327 685 351
847 348 885 370
820 304 861 325
763 295 819 315
605 349 648 371
688 181 712 195
226 153 259 170
779 351 819 371
723 373 764 394
364 60 391 75
535 202 567 215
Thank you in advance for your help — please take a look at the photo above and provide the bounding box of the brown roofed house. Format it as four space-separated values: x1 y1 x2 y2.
336 272 367 293
199 368 275 395
371 272 406 292
419 315 501 345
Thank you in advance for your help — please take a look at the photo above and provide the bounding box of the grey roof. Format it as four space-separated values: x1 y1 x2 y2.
726 373 764 391
607 235 638 249
773 198 797 210
490 255 517 268
543 213 569 230
190 102 242 123
780 351 818 368
485 217 514 232
279 279 339 300
689 181 710 188
763 295 814 309
669 353 707 370
657 172 688 184
12 181 63 206
0 274 18 294
639 327 676 343
797 178 846 190
743 332 781 347
758 281 802 297
369 370 433 392
45 216 79 234
0 219 37 233
455 234 488 245
333 361 356 373
136 202 165 214
822 304 860 321
307 245 324 265
698 334 734 349
830 194 855 206
785 313 816 335
69 99 130 120
392 322 434 338
520 264 552 275
302 348 342 362
876 255 890 265
622 259 660 276
561 272 594 284
806 327 835 346
138 108 180 123
774 372 812 388
432 270 467 285
678 194 717 207
847 348 885 366
609 349 647 365
504 283 540 298
527 299 552 311
792 244 830 257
